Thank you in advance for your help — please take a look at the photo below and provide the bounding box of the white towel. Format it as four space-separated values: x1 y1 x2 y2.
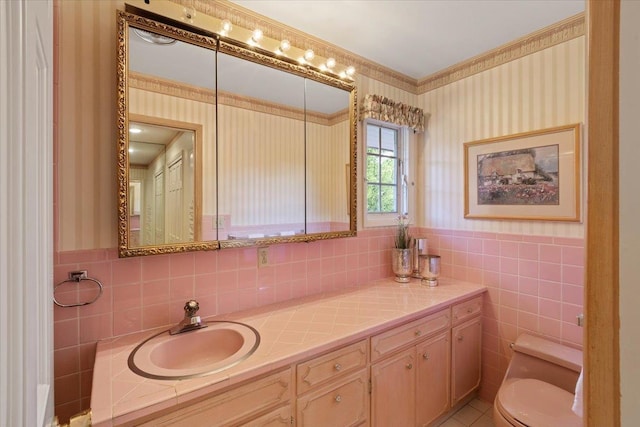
572 368 584 417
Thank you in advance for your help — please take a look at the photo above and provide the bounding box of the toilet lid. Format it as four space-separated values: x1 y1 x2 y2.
496 378 582 427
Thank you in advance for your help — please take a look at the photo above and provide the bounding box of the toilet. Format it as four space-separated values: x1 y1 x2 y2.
493 333 583 427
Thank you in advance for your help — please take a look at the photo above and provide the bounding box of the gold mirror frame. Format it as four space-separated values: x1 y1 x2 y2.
117 10 357 257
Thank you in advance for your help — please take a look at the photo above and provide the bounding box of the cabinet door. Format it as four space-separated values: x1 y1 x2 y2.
416 331 450 427
371 347 415 427
451 316 482 406
296 370 368 427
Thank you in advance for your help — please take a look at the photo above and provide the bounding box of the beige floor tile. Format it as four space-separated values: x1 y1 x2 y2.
453 404 483 425
469 398 492 414
470 414 497 427
438 417 467 427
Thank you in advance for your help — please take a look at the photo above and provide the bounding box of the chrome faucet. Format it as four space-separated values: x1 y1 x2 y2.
169 299 208 335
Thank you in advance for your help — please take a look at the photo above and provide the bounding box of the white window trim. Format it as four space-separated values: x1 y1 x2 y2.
362 119 416 229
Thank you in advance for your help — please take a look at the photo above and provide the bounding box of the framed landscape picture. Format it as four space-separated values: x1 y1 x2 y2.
464 123 581 221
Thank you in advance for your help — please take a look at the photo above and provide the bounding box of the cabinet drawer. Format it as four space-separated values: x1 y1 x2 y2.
296 370 369 427
139 369 291 427
451 296 482 325
297 340 368 395
371 308 450 362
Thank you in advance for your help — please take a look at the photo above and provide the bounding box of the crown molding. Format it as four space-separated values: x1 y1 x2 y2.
417 13 585 94
168 2 584 95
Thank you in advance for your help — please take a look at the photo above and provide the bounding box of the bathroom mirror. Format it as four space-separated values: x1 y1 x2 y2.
117 11 357 256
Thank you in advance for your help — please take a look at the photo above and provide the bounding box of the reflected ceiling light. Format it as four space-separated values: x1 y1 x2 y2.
132 28 176 45
325 57 336 70
250 28 263 44
304 49 315 61
220 19 232 36
346 65 356 77
129 127 142 134
128 147 134 153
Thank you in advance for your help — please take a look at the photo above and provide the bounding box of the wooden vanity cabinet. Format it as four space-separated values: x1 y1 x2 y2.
370 308 451 427
295 340 369 427
450 297 483 407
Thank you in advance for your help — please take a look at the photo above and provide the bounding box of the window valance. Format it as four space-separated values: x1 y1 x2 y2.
360 94 426 133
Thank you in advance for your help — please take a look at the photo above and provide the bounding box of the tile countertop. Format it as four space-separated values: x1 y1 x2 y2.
90 277 487 426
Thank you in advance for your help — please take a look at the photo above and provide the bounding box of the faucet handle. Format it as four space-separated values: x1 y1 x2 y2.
184 299 200 317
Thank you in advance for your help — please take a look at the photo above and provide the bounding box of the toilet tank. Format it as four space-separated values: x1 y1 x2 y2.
504 334 582 393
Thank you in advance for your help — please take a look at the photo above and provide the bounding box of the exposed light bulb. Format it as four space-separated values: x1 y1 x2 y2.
325 57 336 69
220 19 232 35
128 147 134 153
346 65 356 76
279 39 291 52
129 127 142 134
251 28 263 44
304 49 315 61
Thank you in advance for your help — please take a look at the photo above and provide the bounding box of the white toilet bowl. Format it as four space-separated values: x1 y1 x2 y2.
493 334 583 427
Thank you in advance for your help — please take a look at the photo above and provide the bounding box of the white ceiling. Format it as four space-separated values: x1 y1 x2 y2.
230 0 585 79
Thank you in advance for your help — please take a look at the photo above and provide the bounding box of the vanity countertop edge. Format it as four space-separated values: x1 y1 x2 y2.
90 276 487 426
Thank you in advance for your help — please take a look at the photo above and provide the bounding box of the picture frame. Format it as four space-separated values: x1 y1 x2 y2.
464 123 581 222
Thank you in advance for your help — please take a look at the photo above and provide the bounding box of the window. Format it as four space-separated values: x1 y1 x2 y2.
364 121 411 228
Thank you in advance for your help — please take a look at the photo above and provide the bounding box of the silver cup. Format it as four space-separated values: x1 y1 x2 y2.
419 254 441 287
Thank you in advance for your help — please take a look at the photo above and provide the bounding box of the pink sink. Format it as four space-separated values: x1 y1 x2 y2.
128 321 260 380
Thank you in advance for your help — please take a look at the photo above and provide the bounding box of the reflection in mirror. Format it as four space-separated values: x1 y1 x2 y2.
118 11 357 256
121 18 216 255
128 119 200 247
216 51 306 241
305 79 352 233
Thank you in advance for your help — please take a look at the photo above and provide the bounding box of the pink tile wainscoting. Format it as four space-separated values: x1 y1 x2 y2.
52 228 584 423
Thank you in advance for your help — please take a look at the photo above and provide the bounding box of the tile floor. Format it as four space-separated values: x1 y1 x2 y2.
437 398 496 427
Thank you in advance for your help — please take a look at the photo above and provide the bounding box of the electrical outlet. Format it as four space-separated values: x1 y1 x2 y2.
257 247 269 267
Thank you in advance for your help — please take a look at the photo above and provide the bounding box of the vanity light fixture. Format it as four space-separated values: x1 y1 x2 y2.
325 57 336 69
346 65 356 76
220 19 232 36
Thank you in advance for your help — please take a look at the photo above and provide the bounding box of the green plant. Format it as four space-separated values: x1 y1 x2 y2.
394 215 411 249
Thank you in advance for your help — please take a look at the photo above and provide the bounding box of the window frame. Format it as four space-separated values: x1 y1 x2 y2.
362 119 413 229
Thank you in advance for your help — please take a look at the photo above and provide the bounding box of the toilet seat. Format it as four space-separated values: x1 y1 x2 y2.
496 378 582 427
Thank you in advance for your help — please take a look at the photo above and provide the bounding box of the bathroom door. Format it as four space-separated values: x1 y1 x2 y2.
0 0 54 425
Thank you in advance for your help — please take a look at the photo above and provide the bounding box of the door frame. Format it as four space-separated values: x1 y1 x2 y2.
585 0 620 425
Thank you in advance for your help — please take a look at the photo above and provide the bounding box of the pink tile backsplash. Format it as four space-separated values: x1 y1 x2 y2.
52 227 584 422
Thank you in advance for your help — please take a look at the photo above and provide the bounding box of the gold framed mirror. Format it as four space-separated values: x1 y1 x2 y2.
117 9 357 257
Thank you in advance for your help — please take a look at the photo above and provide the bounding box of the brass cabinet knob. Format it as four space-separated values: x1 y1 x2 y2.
335 395 342 402
334 363 342 371
415 330 422 336
423 353 430 360
457 335 464 341
406 363 413 370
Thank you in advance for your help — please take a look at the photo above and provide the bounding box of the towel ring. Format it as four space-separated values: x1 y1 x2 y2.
53 270 104 308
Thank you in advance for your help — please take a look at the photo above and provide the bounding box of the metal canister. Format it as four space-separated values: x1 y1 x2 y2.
411 238 429 278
